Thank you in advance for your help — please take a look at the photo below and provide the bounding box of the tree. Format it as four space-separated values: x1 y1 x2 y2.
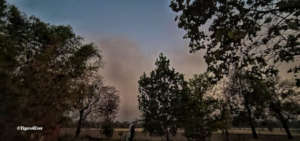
170 0 300 85
0 2 28 139
101 120 114 138
170 0 300 139
71 74 119 137
72 74 103 137
0 0 102 140
182 73 221 141
215 79 233 141
225 67 271 139
97 86 120 121
97 86 119 138
266 78 300 139
138 53 189 141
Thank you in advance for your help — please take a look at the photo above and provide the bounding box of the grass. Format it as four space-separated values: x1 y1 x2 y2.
59 128 300 141
59 135 150 141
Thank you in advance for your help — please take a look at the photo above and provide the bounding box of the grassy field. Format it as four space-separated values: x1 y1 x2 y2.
59 128 300 141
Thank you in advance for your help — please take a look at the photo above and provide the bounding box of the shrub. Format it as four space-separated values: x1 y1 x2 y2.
101 121 114 138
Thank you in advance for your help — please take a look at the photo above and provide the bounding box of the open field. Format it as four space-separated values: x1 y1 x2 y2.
60 128 300 141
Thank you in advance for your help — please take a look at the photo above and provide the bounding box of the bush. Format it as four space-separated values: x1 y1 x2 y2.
58 135 77 141
59 135 98 141
101 121 114 138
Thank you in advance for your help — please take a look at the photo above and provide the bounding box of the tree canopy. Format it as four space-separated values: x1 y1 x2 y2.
170 0 300 85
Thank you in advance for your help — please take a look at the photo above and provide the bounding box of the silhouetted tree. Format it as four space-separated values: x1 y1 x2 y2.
97 86 120 121
72 74 103 137
101 120 114 138
170 0 300 139
138 53 189 141
225 67 271 139
182 73 220 141
170 0 300 86
72 73 119 137
0 0 101 140
96 86 119 138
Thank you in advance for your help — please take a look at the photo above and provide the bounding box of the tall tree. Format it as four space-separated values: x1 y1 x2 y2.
182 73 221 141
138 53 189 141
170 0 300 85
0 1 102 140
225 67 271 139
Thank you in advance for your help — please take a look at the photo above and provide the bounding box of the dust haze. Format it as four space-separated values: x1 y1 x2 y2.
97 37 206 121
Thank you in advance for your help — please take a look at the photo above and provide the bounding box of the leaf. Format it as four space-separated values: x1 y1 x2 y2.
287 21 299 30
264 17 272 24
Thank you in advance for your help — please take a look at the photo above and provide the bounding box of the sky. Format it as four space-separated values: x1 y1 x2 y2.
9 0 207 121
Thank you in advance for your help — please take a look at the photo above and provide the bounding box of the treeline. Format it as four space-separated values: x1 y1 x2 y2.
0 0 119 140
63 120 144 129
64 118 300 129
233 120 300 129
138 0 300 141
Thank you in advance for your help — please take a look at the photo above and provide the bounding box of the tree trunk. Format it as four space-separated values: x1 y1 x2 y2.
281 120 293 139
249 120 258 139
246 105 258 139
165 128 170 141
270 102 293 139
166 132 170 141
224 129 229 141
277 111 293 139
75 109 84 137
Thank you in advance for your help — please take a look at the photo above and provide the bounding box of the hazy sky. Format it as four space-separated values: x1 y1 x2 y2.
9 0 206 121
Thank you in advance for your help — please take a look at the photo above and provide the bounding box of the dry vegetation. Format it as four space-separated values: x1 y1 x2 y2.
59 128 300 141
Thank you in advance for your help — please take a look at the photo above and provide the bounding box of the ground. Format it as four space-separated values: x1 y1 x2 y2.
59 128 300 141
